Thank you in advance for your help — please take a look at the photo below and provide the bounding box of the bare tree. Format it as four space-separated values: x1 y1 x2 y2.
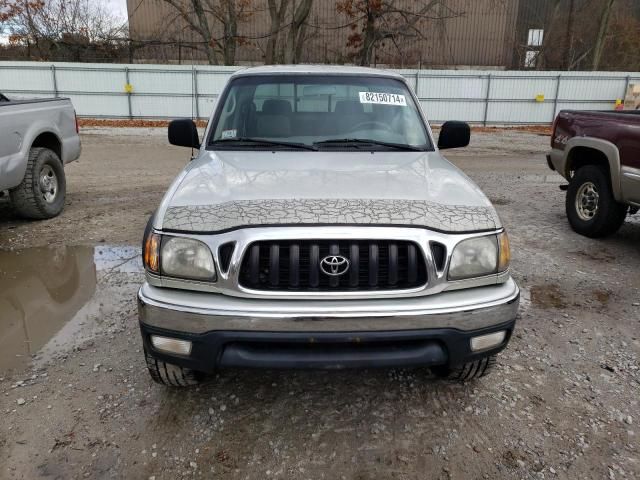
265 0 313 64
162 0 252 65
562 0 575 69
11 0 126 41
7 0 126 60
265 0 289 64
600 1 640 71
284 0 312 63
336 0 463 66
1 0 36 27
592 0 616 70
1 0 46 36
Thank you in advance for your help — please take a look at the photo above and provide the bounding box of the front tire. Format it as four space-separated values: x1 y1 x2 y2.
433 355 496 381
566 165 626 238
144 350 206 387
10 147 66 219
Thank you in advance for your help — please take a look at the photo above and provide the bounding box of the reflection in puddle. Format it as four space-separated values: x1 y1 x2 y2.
0 245 141 373
95 245 142 273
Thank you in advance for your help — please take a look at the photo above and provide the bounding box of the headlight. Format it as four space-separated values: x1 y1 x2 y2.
448 231 510 280
161 236 216 281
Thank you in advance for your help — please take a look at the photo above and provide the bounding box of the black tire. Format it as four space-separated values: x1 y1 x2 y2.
566 165 627 238
144 349 205 387
433 355 496 381
10 147 66 219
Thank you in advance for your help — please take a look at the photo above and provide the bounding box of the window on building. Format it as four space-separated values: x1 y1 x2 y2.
527 29 544 47
524 50 538 68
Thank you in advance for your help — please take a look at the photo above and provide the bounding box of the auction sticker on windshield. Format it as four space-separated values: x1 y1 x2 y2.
359 92 407 106
221 129 237 139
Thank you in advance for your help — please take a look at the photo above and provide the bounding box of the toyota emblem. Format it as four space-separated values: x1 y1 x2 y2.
320 255 350 276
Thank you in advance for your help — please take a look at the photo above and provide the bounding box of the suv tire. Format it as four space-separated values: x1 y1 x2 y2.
433 355 496 381
144 350 205 387
566 165 627 238
10 147 66 219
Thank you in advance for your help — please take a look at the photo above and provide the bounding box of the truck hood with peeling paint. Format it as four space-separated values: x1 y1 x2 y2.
157 150 502 233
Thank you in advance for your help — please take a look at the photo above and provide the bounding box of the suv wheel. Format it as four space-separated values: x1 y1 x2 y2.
433 355 496 381
566 165 627 238
144 350 206 387
10 147 66 219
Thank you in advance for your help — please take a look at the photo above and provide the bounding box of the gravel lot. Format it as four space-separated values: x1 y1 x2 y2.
1 128 639 480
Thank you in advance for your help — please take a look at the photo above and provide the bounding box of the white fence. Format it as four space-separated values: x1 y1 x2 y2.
1 61 639 124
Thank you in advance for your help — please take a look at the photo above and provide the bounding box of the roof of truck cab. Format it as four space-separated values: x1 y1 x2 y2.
231 65 406 79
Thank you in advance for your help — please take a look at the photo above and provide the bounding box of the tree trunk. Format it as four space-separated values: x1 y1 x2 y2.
266 0 289 64
592 0 616 70
359 5 377 66
534 0 561 70
293 21 307 63
562 0 575 69
284 0 312 64
222 0 237 65
190 0 217 64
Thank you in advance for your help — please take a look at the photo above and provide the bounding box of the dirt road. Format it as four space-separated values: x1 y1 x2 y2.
1 129 639 479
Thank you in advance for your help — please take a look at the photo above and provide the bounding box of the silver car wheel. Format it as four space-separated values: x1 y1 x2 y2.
39 164 58 204
575 181 599 221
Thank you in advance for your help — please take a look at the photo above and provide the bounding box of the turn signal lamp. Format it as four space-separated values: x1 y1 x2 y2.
143 232 161 273
498 231 511 273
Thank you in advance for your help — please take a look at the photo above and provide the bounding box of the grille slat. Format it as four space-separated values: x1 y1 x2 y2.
369 244 379 287
269 244 279 286
249 244 260 286
239 240 427 292
309 244 320 288
289 243 300 287
388 243 398 286
407 244 417 284
349 243 359 287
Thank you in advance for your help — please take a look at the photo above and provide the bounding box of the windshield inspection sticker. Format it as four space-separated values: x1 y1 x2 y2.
221 129 237 139
359 92 407 106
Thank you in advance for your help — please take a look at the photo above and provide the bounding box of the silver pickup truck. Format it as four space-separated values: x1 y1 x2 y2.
0 95 81 219
138 66 519 387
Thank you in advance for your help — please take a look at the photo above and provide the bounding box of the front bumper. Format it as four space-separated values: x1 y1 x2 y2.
548 148 567 178
138 279 519 371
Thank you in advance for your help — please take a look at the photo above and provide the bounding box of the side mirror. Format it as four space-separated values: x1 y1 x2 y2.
437 121 470 150
168 119 200 149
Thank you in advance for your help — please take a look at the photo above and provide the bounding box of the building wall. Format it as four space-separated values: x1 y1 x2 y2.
127 0 519 67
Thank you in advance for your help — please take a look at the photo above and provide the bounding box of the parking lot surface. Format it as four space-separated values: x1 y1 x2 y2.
1 128 639 479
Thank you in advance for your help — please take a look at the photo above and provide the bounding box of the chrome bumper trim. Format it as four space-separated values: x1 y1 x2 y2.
138 278 519 334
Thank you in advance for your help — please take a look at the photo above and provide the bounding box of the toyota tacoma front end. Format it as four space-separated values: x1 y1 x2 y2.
137 66 519 387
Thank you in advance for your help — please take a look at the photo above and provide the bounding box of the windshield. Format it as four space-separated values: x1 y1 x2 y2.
208 75 431 150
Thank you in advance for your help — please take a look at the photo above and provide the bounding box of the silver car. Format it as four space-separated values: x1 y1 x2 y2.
138 66 519 387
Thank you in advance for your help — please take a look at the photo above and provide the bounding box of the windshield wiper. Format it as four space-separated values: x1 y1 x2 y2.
313 138 424 151
211 137 318 151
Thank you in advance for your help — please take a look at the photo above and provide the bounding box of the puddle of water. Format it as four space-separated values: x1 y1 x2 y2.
0 245 141 373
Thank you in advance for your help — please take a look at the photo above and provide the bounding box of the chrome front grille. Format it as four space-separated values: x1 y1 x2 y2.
238 240 428 292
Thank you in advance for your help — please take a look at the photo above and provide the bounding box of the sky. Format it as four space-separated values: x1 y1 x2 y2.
105 0 128 22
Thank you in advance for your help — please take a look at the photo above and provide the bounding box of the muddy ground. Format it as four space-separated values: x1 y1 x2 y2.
0 128 639 480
